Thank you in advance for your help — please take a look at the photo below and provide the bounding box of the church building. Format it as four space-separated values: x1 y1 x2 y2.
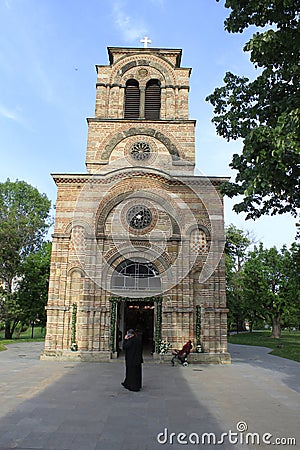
41 42 231 364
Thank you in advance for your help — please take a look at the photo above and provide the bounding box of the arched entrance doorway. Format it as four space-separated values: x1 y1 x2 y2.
110 259 162 355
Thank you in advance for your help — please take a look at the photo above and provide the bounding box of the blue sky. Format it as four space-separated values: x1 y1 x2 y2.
0 0 297 248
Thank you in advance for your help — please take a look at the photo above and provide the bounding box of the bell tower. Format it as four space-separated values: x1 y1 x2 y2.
42 44 231 364
85 46 195 175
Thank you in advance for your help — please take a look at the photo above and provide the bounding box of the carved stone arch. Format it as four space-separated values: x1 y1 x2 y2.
199 218 212 234
104 239 173 268
186 223 211 237
100 127 180 161
67 266 85 277
110 54 176 86
122 67 165 88
64 220 94 237
101 246 173 294
96 189 180 237
96 191 130 234
198 224 211 239
66 267 85 309
106 247 171 274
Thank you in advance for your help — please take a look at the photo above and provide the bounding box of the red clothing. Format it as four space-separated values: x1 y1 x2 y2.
177 341 192 357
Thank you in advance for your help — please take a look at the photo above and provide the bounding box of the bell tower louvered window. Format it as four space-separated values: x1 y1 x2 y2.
124 79 140 119
145 79 161 120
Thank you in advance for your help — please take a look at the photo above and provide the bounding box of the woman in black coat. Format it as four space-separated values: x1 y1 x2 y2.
122 329 143 392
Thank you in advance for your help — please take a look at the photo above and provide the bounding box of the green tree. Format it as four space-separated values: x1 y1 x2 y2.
0 179 51 338
208 1 300 221
225 224 252 271
242 243 299 338
17 241 51 338
241 249 272 332
225 225 251 331
281 242 300 329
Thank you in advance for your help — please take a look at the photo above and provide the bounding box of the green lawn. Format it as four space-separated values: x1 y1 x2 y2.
228 331 300 362
1 328 299 362
0 326 45 351
0 340 13 351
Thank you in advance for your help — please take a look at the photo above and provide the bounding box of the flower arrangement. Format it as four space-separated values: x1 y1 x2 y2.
70 342 78 351
196 344 202 353
70 303 78 352
159 340 171 355
196 305 202 353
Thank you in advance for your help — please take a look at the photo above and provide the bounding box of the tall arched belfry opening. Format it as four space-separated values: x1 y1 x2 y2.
41 45 231 364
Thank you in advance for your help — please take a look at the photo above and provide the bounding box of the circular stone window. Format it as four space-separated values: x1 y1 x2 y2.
126 205 152 230
130 141 151 161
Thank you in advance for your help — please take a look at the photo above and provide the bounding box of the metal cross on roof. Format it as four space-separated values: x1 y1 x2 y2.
140 36 152 48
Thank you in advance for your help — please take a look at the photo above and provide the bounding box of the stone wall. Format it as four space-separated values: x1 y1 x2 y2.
42 46 230 363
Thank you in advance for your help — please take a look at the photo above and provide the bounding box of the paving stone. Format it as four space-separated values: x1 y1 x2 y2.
0 342 299 450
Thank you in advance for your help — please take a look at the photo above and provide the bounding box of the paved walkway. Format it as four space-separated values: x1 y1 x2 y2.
0 342 299 449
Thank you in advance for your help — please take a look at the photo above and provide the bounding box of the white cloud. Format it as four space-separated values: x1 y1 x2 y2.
0 104 19 121
112 1 147 43
0 104 30 129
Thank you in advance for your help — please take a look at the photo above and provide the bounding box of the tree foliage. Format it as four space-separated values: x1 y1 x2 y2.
225 224 252 270
225 225 252 331
242 243 300 337
0 179 51 338
17 241 52 334
225 224 299 336
208 1 300 220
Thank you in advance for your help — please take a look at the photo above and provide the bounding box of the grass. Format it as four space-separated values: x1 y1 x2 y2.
1 327 299 362
228 330 300 363
0 340 13 351
0 326 45 351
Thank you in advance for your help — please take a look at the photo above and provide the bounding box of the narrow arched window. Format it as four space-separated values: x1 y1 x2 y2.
145 79 161 120
124 79 140 118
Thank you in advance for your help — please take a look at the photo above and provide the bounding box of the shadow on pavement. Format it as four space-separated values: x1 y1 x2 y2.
0 343 229 450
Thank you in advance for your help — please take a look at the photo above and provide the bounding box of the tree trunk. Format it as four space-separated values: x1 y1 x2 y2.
271 314 281 338
15 324 23 338
4 321 13 339
10 319 19 338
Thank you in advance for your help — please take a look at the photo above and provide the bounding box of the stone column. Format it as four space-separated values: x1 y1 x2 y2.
139 86 146 119
118 86 125 118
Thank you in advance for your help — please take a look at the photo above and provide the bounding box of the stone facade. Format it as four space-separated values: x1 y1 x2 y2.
41 46 231 363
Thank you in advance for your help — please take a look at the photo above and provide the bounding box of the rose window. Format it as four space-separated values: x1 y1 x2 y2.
126 205 152 229
130 141 151 161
